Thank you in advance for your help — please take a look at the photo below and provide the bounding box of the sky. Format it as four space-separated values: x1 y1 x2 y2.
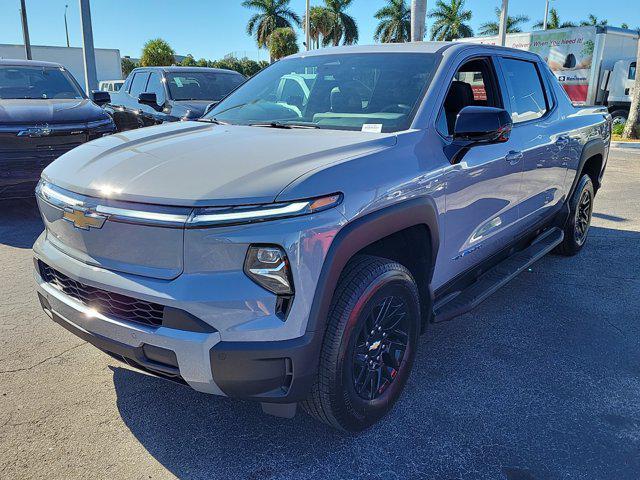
0 0 638 62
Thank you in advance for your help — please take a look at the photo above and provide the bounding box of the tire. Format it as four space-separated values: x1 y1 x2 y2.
302 255 420 431
610 109 628 127
556 174 595 256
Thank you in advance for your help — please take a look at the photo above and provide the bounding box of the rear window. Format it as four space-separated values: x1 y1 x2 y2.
0 66 84 100
500 58 548 123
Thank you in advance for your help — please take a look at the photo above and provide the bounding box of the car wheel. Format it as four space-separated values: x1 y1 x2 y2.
556 174 595 256
302 255 420 431
610 110 628 127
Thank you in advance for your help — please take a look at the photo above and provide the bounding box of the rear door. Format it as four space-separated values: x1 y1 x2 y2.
497 57 568 226
437 56 525 283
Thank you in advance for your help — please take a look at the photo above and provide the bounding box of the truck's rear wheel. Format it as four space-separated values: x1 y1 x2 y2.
302 255 420 431
610 109 628 127
556 174 594 256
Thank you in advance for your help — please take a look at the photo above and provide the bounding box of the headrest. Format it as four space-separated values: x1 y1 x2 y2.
444 81 474 113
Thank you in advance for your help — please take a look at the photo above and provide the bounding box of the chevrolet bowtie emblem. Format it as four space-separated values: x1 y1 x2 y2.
17 125 52 137
62 208 108 230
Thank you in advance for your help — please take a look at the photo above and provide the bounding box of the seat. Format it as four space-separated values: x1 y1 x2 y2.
330 83 362 113
444 81 475 134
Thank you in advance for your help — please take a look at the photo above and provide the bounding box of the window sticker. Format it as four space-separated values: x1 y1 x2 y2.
362 124 383 133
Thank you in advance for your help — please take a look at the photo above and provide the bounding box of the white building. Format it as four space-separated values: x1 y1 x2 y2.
0 43 122 92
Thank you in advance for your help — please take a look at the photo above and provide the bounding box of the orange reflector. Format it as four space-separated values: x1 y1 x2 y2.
309 195 341 212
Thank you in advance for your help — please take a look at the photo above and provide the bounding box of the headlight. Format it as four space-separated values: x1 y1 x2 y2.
187 193 342 227
244 245 293 295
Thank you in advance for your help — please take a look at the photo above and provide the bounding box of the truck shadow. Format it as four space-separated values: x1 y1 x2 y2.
110 227 640 480
0 198 43 249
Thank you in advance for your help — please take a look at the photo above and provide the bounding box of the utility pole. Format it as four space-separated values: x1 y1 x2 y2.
498 0 509 46
64 4 70 47
543 0 550 30
19 0 32 60
79 0 98 94
305 0 310 51
411 0 427 42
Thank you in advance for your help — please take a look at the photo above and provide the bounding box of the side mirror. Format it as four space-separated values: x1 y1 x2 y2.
138 92 161 109
203 101 219 116
444 106 512 164
91 90 111 106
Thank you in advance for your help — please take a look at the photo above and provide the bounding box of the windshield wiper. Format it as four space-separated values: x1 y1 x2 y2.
249 121 319 129
198 117 231 125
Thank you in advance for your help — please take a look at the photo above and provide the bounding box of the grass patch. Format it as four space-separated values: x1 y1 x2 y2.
612 134 640 142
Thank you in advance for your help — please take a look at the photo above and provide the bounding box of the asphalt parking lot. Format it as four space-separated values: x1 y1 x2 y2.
1 147 639 480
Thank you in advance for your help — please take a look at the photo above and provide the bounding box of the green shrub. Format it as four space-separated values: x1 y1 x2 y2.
612 123 625 135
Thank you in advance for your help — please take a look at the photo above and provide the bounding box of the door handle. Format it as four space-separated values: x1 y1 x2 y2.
505 150 523 164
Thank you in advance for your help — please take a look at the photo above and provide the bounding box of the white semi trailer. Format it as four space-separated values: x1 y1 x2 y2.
460 26 638 125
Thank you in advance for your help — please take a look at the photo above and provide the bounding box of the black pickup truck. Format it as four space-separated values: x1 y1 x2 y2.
106 66 245 131
0 59 115 199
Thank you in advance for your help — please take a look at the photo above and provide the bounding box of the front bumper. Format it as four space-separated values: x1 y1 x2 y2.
32 199 344 401
34 259 322 401
35 263 225 394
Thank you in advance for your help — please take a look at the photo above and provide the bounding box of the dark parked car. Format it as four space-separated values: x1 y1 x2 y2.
106 66 245 131
0 59 115 199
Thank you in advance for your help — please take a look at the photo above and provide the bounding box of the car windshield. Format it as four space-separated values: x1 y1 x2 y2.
166 72 245 101
0 66 85 100
204 53 439 132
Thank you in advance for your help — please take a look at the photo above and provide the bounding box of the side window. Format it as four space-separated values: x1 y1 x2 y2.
500 58 548 123
438 58 502 136
129 72 149 98
145 72 166 104
630 62 637 81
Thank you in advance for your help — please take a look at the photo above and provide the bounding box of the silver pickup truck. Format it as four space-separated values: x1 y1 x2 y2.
33 42 610 431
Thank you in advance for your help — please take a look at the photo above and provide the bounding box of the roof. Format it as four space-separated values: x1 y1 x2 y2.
132 66 244 75
0 58 64 68
287 41 541 60
290 42 453 58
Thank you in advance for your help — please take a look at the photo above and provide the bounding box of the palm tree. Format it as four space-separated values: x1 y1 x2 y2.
268 27 299 60
533 8 576 30
323 0 359 46
243 0 301 50
428 0 473 41
374 0 411 43
479 7 529 36
580 14 607 27
304 6 334 48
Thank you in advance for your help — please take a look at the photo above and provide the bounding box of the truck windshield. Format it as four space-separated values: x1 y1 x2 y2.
204 53 439 132
0 66 85 100
166 72 245 101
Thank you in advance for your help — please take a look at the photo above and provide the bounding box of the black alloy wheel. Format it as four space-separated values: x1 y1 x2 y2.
351 296 410 401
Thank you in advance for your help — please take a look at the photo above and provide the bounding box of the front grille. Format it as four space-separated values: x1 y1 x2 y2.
39 261 164 327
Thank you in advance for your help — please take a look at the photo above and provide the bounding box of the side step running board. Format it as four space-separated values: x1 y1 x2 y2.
433 227 564 323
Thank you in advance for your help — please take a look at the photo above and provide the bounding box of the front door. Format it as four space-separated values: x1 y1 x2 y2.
434 56 525 287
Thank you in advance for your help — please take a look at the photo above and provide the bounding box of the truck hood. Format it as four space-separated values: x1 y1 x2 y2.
173 100 212 118
0 98 108 124
43 121 397 207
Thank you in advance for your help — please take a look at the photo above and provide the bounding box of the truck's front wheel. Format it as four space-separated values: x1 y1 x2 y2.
302 255 420 431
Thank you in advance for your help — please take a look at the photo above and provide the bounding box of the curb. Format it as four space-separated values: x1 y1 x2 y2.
611 141 640 149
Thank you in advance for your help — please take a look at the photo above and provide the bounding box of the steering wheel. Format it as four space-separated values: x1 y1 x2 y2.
380 104 412 114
